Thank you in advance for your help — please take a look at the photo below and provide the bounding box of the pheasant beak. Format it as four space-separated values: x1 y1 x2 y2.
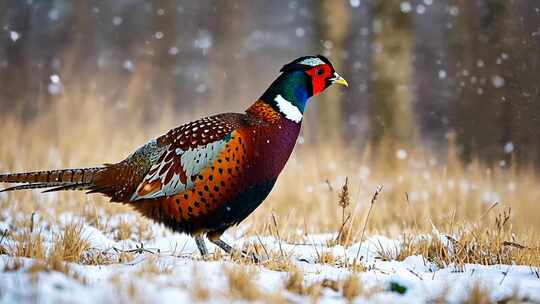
330 72 349 87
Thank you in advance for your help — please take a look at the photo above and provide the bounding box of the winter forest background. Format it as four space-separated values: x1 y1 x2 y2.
1 0 539 167
2 2 540 302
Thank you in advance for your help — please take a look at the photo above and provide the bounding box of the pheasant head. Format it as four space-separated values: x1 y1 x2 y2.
259 55 348 122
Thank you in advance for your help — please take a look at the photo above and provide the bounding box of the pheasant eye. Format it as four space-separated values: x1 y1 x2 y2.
316 69 324 75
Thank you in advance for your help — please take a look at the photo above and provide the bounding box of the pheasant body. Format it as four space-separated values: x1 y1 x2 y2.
0 55 348 258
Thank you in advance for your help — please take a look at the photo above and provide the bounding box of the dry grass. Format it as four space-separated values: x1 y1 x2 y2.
315 249 338 265
26 254 87 285
0 230 8 255
464 283 492 304
342 273 362 301
1 65 539 238
284 269 362 301
284 267 305 295
2 68 540 301
190 267 211 302
51 222 90 263
115 219 133 241
224 265 261 301
13 222 46 260
1 76 540 241
3 257 23 272
137 256 173 276
395 208 540 268
80 248 120 266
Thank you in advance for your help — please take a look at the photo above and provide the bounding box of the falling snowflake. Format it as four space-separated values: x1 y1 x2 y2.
396 149 408 160
112 16 123 26
168 47 179 56
491 75 505 88
122 60 135 71
349 0 360 8
504 142 514 154
9 31 20 42
400 2 412 13
438 70 447 79
50 74 61 84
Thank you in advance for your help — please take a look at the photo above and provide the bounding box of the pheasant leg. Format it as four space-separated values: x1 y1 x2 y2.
194 234 209 256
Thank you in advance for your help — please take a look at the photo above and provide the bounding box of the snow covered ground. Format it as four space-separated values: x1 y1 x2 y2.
1 213 539 304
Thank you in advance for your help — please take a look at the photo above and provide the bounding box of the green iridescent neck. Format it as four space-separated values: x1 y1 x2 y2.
260 71 310 113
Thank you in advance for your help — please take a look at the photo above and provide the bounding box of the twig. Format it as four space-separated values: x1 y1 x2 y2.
113 242 160 255
255 233 270 260
335 213 352 244
30 212 36 234
502 241 527 249
0 229 8 246
325 179 334 192
354 185 383 263
271 212 285 259
405 192 418 229
499 266 511 285
479 201 499 220
408 268 423 280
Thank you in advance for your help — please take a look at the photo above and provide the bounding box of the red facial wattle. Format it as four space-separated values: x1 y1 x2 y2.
305 65 332 96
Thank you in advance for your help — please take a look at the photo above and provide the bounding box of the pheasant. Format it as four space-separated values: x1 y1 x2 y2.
0 55 348 260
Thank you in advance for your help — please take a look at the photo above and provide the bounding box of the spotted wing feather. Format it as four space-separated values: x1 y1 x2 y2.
130 114 244 201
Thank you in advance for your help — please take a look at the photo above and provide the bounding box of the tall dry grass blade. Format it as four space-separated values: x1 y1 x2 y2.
354 185 383 263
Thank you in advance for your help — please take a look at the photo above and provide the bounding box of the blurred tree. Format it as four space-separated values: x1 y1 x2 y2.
316 0 350 145
368 1 416 152
413 1 453 150
0 2 34 118
143 0 179 120
341 5 371 145
208 0 249 110
450 0 540 166
514 0 540 165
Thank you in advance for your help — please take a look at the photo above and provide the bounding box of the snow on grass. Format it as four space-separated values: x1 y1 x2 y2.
1 213 539 303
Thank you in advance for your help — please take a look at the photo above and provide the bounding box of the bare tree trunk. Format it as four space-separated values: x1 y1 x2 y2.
0 3 33 119
368 1 416 151
208 0 249 112
138 0 178 121
450 0 536 166
316 0 350 145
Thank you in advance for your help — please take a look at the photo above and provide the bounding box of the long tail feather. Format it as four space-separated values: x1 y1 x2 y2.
0 183 64 192
42 183 93 193
0 167 103 193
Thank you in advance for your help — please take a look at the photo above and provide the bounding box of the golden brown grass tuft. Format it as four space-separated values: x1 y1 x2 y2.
333 177 355 247
315 249 338 265
395 208 540 268
80 248 118 266
115 219 132 241
190 270 211 302
136 220 153 242
3 257 23 272
464 283 492 304
284 267 305 295
51 222 90 263
137 256 173 276
26 254 87 285
14 229 46 260
284 269 348 301
224 265 261 301
0 229 9 255
342 273 362 301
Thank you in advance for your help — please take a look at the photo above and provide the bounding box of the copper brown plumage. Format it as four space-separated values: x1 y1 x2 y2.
0 55 348 260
